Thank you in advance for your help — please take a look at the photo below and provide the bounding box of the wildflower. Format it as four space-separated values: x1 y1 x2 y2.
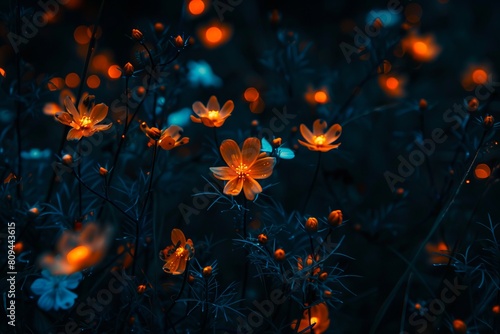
174 35 185 48
40 223 111 275
160 229 195 275
210 138 276 200
452 319 467 333
131 28 144 41
31 270 82 311
202 266 212 277
401 32 441 62
191 95 234 127
305 217 318 232
257 233 268 244
327 210 343 226
123 62 134 77
298 254 321 275
141 123 189 150
299 120 342 152
55 95 112 141
290 302 331 333
274 248 286 261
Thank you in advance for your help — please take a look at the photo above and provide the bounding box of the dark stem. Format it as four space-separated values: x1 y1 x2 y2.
201 277 210 332
78 140 82 217
241 198 249 303
302 152 322 213
15 0 22 201
213 127 221 160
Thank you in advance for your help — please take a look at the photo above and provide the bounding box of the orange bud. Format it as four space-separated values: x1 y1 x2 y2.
372 18 383 30
274 248 286 261
154 22 164 34
188 275 195 284
251 120 259 127
13 242 24 254
319 272 328 281
419 98 427 110
328 210 343 226
305 217 318 232
483 115 494 129
272 137 282 147
123 62 134 77
174 35 184 48
131 29 143 41
202 266 212 277
258 233 268 245
468 97 479 112
324 290 332 298
99 167 108 176
62 154 73 165
137 284 146 293
492 305 500 314
452 319 467 333
29 207 39 217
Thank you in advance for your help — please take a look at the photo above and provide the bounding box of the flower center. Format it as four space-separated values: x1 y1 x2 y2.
207 110 219 120
175 247 186 258
80 116 93 128
310 317 319 326
313 135 326 145
235 163 249 179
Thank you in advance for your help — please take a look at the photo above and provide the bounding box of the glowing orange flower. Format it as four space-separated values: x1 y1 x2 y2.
291 302 331 333
140 122 189 150
191 95 234 127
55 95 112 140
191 96 234 128
299 120 342 152
160 229 195 275
401 32 441 62
210 138 276 200
40 223 112 275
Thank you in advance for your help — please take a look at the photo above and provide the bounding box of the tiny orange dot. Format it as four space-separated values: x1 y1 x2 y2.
206 27 223 43
108 65 122 79
244 87 259 102
472 69 488 85
65 72 80 88
188 0 205 15
87 75 101 89
314 91 328 104
386 77 399 90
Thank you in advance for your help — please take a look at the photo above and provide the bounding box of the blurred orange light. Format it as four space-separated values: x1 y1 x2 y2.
0 67 5 77
108 65 122 79
188 0 205 15
74 25 90 45
244 87 260 102
92 54 110 73
66 245 91 266
314 91 328 104
405 3 422 23
386 77 399 90
472 69 488 85
86 75 101 89
65 72 80 88
206 27 223 43
48 77 64 91
412 41 428 55
249 97 265 114
474 164 491 179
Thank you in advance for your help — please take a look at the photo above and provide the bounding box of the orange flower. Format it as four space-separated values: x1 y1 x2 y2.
160 229 195 275
191 95 234 127
40 223 112 275
55 95 112 141
299 120 342 152
401 32 441 62
140 123 189 150
291 302 330 333
210 138 276 200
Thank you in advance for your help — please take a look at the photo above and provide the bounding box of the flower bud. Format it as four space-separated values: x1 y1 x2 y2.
131 29 144 41
188 275 195 284
372 17 383 30
154 22 164 34
305 217 318 232
251 120 259 127
123 62 134 77
258 233 268 244
28 207 39 217
272 137 282 147
419 98 427 111
492 305 500 315
62 154 73 165
99 167 108 176
324 290 332 298
274 248 286 261
452 319 467 334
174 35 184 48
202 266 212 277
319 272 328 281
483 115 494 129
137 284 146 294
328 210 343 226
467 97 479 112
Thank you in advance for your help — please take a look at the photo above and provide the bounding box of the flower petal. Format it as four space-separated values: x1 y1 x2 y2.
200 117 216 127
210 167 237 180
207 95 220 111
79 93 94 117
243 177 262 201
324 124 342 144
299 124 314 143
159 136 176 150
219 100 234 117
190 115 202 123
317 143 341 152
174 258 187 275
171 229 187 246
223 177 244 196
37 291 56 311
161 125 183 141
89 103 108 124
92 123 113 132
242 137 261 167
249 157 275 179
55 111 74 126
31 278 52 296
67 128 83 141
55 288 78 310
313 119 328 135
220 139 242 168
64 96 80 121
62 272 83 289
192 101 208 117
298 139 317 151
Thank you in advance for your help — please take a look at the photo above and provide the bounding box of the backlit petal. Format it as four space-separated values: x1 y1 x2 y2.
55 288 77 310
55 111 74 126
312 119 327 135
190 115 202 123
64 96 80 121
243 177 262 201
171 229 187 246
92 123 113 132
220 139 242 168
324 124 342 144
175 258 187 275
249 157 275 179
223 177 244 196
242 137 261 166
210 167 237 180
38 291 55 311
161 125 183 140
300 124 314 143
219 100 234 117
207 95 220 111
31 278 51 295
200 117 216 127
192 101 208 117
67 128 83 141
298 139 317 151
89 103 108 124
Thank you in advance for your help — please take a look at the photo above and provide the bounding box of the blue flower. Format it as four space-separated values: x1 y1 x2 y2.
31 270 82 311
186 60 222 88
365 9 400 27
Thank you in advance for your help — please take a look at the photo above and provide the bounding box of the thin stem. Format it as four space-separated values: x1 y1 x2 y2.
241 198 249 303
15 0 22 201
132 142 159 276
78 140 82 217
302 152 322 213
213 127 221 160
369 131 487 334
201 277 210 332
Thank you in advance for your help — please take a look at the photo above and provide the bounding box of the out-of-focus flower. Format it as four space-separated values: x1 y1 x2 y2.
186 60 222 88
210 138 276 200
160 229 195 275
258 233 268 244
378 74 407 97
274 248 286 261
304 86 330 106
461 64 492 91
31 270 82 311
43 89 76 116
167 108 192 128
299 120 342 152
197 22 232 49
365 9 400 27
191 95 234 127
452 319 467 333
55 95 112 141
202 266 212 277
298 254 321 276
401 32 441 62
261 137 295 160
123 62 134 77
291 302 331 333
131 29 144 41
140 122 189 150
20 148 51 160
40 223 112 275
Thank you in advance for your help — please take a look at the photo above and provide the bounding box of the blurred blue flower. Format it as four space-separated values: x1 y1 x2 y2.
31 270 82 311
366 9 400 27
261 137 295 160
21 148 51 160
167 108 192 128
187 60 222 88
